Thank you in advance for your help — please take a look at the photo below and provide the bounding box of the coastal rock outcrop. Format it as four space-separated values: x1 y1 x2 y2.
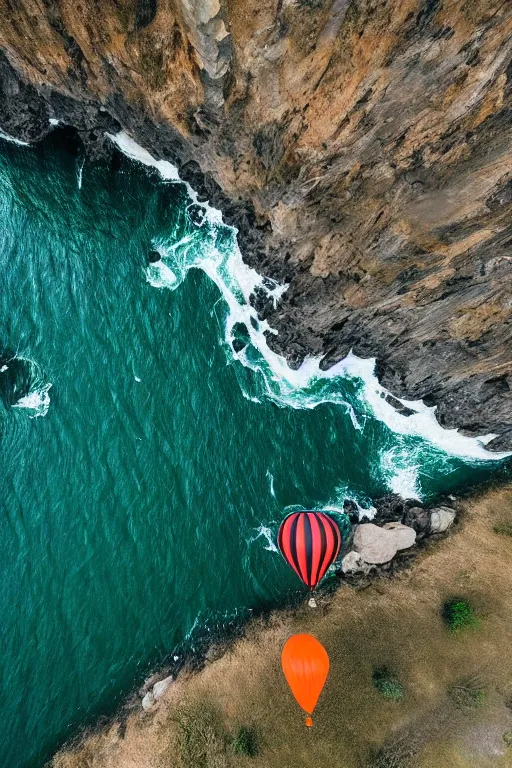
141 674 174 710
429 506 457 533
341 550 370 575
353 522 417 565
403 506 431 537
0 1 511 446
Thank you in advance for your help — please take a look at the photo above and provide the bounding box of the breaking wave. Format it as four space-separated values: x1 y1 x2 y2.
0 350 51 418
107 131 510 500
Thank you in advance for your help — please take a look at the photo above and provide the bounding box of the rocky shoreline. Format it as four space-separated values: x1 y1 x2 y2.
1 1 511 447
51 485 512 768
94 493 460 725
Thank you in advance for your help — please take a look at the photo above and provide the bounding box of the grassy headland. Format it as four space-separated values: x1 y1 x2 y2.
52 487 512 768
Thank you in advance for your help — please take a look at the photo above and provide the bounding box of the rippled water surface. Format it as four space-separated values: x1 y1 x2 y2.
0 133 506 767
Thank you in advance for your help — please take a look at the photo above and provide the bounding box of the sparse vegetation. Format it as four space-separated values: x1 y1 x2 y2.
174 704 229 768
503 731 512 747
368 739 414 768
448 677 486 711
372 668 404 701
493 520 512 536
231 726 258 757
442 598 478 631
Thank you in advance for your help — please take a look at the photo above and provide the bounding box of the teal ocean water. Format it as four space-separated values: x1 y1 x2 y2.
0 131 507 767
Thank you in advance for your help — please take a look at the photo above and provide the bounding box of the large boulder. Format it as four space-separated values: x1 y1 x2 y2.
353 522 416 564
382 522 417 550
430 507 456 533
141 692 155 711
372 495 420 526
153 675 173 701
403 506 430 536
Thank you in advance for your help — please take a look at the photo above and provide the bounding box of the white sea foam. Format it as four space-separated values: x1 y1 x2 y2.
253 525 279 553
381 448 421 500
13 382 52 418
77 158 85 190
266 470 275 498
325 499 377 522
106 130 511 478
4 355 52 419
0 129 30 147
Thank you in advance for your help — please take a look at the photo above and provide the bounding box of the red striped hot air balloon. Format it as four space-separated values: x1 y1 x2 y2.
277 511 342 591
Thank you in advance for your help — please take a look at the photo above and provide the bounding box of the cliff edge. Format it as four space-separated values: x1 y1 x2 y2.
0 0 511 446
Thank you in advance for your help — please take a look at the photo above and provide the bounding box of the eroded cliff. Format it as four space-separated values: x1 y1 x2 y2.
0 0 511 446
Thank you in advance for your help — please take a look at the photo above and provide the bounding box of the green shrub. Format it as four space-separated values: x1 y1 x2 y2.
442 598 478 631
372 668 404 701
448 677 487 711
493 520 512 536
231 726 258 757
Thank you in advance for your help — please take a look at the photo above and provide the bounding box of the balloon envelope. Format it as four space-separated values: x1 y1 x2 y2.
277 511 341 590
281 634 330 720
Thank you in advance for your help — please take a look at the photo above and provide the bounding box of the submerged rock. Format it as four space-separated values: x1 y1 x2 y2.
353 522 416 565
430 507 456 533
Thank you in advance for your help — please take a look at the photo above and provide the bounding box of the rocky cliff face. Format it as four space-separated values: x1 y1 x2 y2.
0 0 511 447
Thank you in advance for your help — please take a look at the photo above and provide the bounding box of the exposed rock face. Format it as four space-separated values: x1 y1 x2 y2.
0 1 511 446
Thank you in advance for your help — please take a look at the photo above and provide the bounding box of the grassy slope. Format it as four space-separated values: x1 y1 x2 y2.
52 487 512 768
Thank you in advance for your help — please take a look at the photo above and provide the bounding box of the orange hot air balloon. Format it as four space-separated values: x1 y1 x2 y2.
281 634 329 727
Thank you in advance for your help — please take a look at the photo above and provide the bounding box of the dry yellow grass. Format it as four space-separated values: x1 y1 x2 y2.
52 487 512 768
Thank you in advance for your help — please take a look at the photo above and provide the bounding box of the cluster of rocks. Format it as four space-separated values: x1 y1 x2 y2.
139 671 174 711
340 495 456 577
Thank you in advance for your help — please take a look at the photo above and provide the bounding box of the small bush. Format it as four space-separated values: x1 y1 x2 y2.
503 731 512 747
175 704 229 768
493 520 512 536
442 598 478 631
448 677 486 711
231 726 258 757
372 668 404 701
368 740 414 767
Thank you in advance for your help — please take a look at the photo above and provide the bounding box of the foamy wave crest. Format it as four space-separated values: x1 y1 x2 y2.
0 129 31 147
0 352 52 419
10 356 51 418
13 382 52 418
381 448 421 500
252 526 279 553
106 131 510 499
